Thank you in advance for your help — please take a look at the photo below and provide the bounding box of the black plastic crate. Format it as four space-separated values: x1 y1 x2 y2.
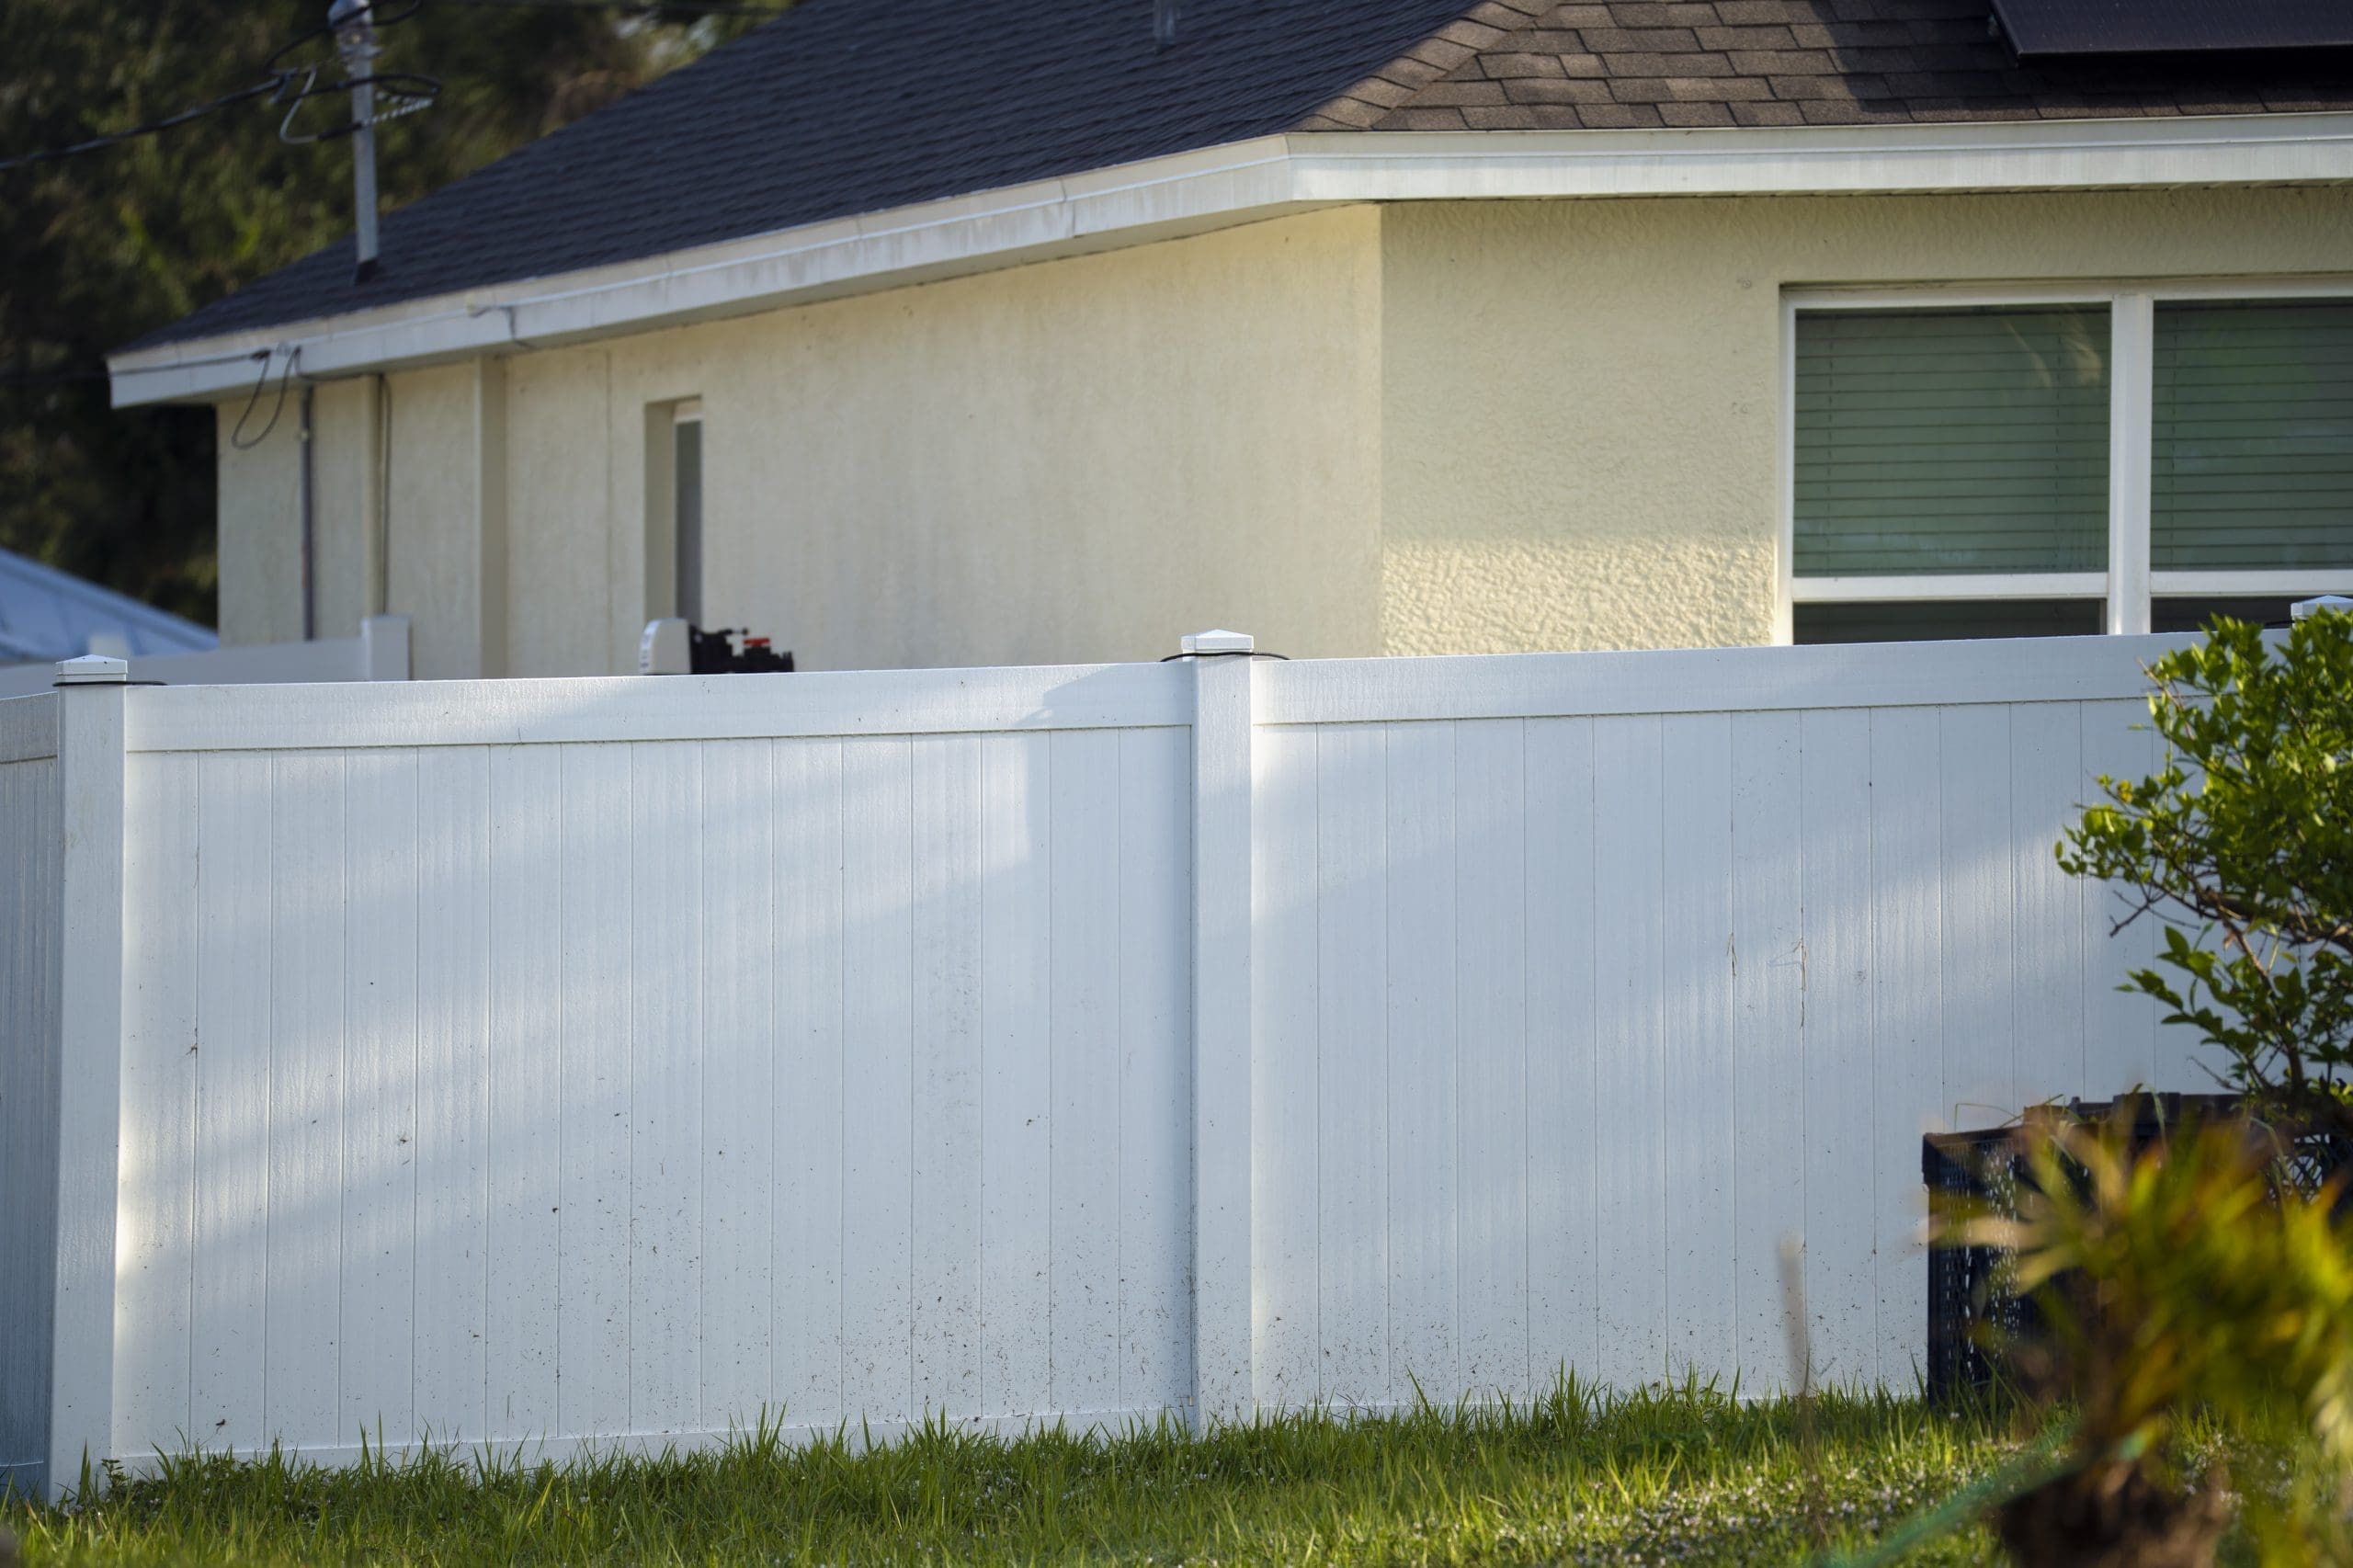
1922 1123 2040 1404
1922 1093 2345 1404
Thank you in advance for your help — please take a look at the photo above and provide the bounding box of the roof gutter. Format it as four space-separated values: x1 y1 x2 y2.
109 112 2353 406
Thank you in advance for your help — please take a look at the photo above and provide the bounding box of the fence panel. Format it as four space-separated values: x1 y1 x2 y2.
105 668 1196 1464
1248 640 2200 1402
0 698 63 1493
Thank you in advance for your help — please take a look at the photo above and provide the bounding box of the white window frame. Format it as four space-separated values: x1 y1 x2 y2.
1777 276 2353 642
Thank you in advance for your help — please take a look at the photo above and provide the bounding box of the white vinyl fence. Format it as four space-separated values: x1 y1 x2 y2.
3 635 2209 1499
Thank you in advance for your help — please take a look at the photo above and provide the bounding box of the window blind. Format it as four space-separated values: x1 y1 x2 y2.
2153 300 2353 572
1794 306 2110 576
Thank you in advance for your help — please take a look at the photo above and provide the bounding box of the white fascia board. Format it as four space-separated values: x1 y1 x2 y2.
1287 110 2353 199
108 112 2353 407
108 137 1307 406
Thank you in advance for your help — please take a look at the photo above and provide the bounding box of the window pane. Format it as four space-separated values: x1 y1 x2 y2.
1795 306 2109 576
2153 300 2353 572
1794 599 2103 644
2152 596 2305 633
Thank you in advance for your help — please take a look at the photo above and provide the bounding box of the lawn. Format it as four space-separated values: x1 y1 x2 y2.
0 1381 2285 1567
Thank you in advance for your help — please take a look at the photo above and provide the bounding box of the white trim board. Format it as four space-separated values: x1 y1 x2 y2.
1791 574 2109 603
109 113 2353 406
121 660 1192 754
1255 634 2196 726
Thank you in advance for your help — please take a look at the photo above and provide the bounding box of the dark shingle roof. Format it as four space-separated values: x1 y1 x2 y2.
138 0 2353 350
134 0 1488 349
1302 0 2353 130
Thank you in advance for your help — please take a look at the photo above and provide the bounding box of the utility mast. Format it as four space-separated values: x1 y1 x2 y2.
330 0 381 281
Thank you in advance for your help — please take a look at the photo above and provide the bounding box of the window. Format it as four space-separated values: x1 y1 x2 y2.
644 397 704 626
1785 287 2353 642
2152 300 2353 573
673 402 703 626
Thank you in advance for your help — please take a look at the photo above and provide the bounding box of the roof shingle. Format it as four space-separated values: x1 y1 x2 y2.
1310 0 2353 131
134 0 1490 349
138 0 2353 352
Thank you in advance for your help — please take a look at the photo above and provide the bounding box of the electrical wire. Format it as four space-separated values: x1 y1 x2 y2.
4 0 433 175
266 0 426 74
0 76 295 175
2 0 762 175
229 347 302 451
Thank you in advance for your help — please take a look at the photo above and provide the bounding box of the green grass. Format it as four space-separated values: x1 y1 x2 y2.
0 1381 2097 1566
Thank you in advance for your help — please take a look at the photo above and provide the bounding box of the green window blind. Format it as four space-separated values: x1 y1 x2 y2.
1794 306 2110 576
2153 300 2353 572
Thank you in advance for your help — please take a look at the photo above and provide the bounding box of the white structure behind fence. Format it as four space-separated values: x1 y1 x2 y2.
0 614 410 702
3 635 2207 1498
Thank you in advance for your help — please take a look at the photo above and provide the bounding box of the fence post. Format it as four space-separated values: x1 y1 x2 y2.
47 654 127 1500
1187 631 1256 1428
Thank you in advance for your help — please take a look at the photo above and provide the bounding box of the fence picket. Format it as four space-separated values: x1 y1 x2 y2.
1525 717 1599 1397
1729 711 1804 1392
1384 721 1457 1403
415 746 490 1444
1799 710 1877 1387
1454 720 1528 1400
486 744 563 1437
1592 715 1666 1387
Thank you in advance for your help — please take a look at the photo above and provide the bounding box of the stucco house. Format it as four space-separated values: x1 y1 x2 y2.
108 0 2353 678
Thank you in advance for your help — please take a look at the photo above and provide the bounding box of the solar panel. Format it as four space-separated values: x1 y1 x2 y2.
1993 0 2353 56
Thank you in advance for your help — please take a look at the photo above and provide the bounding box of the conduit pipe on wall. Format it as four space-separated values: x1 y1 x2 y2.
299 381 317 642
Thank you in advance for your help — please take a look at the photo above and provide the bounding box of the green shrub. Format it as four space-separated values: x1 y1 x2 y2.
2058 611 2353 1137
1951 1108 2353 1566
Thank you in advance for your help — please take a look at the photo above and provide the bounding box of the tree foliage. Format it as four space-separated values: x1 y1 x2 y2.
2059 613 2353 1137
1 0 763 623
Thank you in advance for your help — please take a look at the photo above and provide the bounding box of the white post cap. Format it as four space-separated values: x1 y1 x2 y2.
1180 630 1254 656
54 654 129 686
640 618 692 676
2290 595 2353 621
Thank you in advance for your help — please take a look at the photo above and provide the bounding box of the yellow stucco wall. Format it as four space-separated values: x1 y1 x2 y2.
213 404 301 647
224 205 1386 676
382 362 495 680
214 182 2353 673
1377 185 2353 654
614 202 1383 673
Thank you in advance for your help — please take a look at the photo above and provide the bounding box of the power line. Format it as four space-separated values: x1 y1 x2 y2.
2 0 430 176
0 77 291 175
0 0 772 176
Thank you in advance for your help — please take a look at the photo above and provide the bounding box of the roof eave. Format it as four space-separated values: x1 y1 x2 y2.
109 113 2353 407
